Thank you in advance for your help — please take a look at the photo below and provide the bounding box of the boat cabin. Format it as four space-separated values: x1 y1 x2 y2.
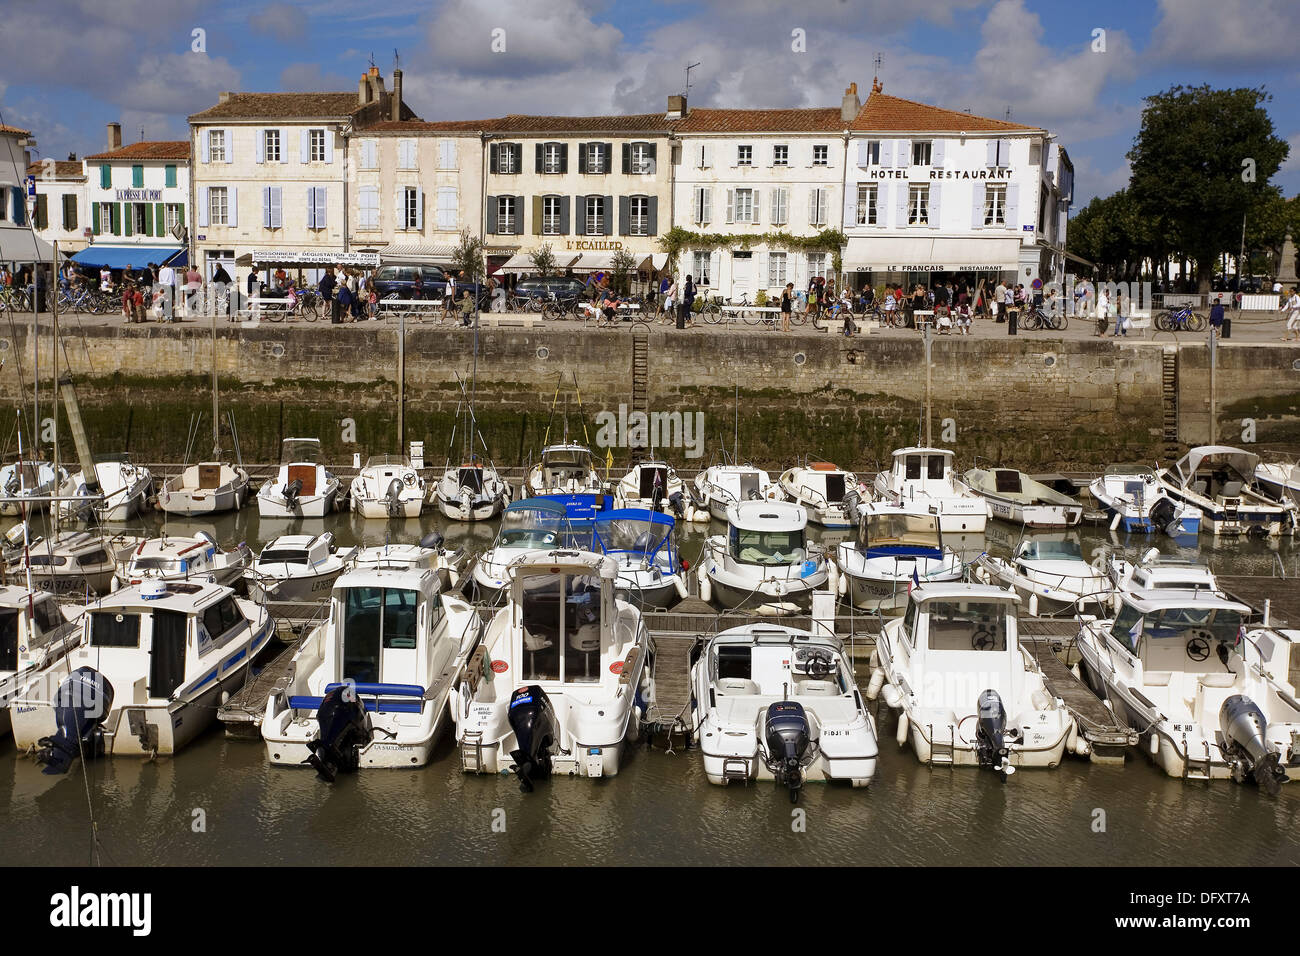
1106 590 1252 676
0 586 71 677
706 466 770 505
538 444 596 489
726 501 808 567
895 584 1024 699
278 438 325 494
25 532 114 573
705 627 850 702
790 462 850 504
1167 446 1261 502
124 534 221 582
887 447 957 492
631 461 672 499
496 499 568 550
1016 538 1083 564
1127 559 1218 592
456 463 485 493
858 505 942 556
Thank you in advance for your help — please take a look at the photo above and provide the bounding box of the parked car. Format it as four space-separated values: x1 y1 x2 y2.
513 278 588 303
373 264 490 309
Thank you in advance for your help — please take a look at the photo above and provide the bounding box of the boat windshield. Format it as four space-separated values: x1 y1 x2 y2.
1109 603 1244 654
729 527 805 565
365 455 410 469
132 557 183 573
281 439 322 464
862 512 939 549
542 448 593 470
341 586 421 682
925 600 1009 651
458 467 485 492
498 505 566 549
593 517 673 565
259 549 309 565
1023 540 1083 561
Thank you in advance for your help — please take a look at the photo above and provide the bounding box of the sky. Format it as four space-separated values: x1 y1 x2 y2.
1 0 1298 208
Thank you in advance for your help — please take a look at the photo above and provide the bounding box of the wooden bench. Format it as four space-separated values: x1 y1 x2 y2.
480 314 541 328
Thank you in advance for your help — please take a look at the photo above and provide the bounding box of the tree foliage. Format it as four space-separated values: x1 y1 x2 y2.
529 242 556 280
451 229 484 285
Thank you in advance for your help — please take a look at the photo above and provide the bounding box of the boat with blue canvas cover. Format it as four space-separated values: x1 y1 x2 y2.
589 508 688 609
469 498 571 602
1088 464 1200 535
835 501 963 613
1155 446 1296 537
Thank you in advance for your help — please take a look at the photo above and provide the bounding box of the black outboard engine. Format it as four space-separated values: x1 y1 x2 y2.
1149 497 1180 537
843 488 862 526
764 700 813 803
305 684 372 783
507 685 558 793
282 477 303 506
385 478 405 518
668 490 685 518
1219 694 1287 794
35 667 115 775
975 689 1015 781
419 530 445 552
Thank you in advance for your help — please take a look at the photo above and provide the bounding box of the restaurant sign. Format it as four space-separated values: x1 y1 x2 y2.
865 167 1012 182
564 240 625 251
866 264 1013 273
115 189 163 202
249 250 381 267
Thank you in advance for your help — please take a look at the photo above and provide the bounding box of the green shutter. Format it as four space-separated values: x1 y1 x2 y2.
176 204 184 227
34 195 47 230
63 193 77 231
165 164 177 188
124 202 133 236
100 164 111 189
156 203 165 236
92 203 101 235
112 203 121 236
132 165 143 188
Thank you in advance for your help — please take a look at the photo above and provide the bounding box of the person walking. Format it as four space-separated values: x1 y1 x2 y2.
1095 286 1111 336
443 272 457 321
678 274 695 330
662 276 677 325
1209 296 1225 337
780 282 793 332
185 265 202 316
1112 289 1128 336
1282 287 1300 341
319 265 339 324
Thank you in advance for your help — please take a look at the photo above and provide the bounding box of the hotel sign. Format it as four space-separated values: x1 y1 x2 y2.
865 167 1012 181
115 188 163 201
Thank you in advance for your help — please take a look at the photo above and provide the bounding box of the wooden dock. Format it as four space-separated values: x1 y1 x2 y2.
217 638 303 738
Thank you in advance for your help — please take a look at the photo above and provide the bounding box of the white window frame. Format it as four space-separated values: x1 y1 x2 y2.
908 184 929 225
165 203 182 232
542 196 561 235
812 144 828 166
809 188 827 227
587 143 604 174
694 186 711 225
498 145 517 174
543 143 562 174
807 252 826 280
310 129 326 163
734 188 754 224
856 183 878 226
984 184 1007 226
691 251 709 283
208 130 225 163
737 145 753 167
865 140 881 165
630 143 652 175
209 186 228 226
772 144 788 167
98 202 113 230
585 195 603 235
497 196 515 234
911 140 932 166
263 129 280 163
403 186 420 229
629 196 649 236
768 251 787 286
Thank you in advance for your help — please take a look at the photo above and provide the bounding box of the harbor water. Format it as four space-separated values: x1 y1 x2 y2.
3 506 1298 867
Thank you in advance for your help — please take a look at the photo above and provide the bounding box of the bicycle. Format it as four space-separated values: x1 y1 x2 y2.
1156 306 1206 333
699 297 724 324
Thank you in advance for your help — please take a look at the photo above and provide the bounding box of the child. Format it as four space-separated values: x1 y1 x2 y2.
882 289 896 327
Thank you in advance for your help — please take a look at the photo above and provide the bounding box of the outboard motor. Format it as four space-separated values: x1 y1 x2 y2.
419 530 445 552
305 683 372 783
764 700 813 803
668 490 686 518
384 478 405 518
35 667 115 775
1219 694 1287 794
843 488 862 526
975 689 1015 781
507 685 558 793
1149 498 1181 538
282 477 303 506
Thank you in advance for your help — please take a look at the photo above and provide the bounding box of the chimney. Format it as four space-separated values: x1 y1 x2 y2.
841 82 860 123
217 92 231 104
369 69 385 103
359 73 370 104
391 68 403 121
107 122 122 151
666 94 687 120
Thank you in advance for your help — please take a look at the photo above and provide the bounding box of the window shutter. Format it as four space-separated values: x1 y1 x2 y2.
753 188 762 224
972 186 985 229
229 186 238 227
986 140 997 167
577 143 588 174
843 188 856 228
929 184 941 227
618 195 630 236
33 194 46 230
1005 184 1019 228
879 140 892 168
489 143 499 174
307 187 317 229
725 188 734 224
224 129 234 163
532 195 543 235
896 140 909 167
369 140 379 169
324 131 334 164
132 165 143 188
155 202 165 235
271 187 282 229
807 189 817 227
601 195 612 235
486 195 497 233
263 186 272 228
177 205 184 226
199 133 209 164
312 186 323 229
559 143 568 174
395 188 405 229
65 193 78 230
856 141 868 167
111 202 121 235
92 202 100 235
710 250 720 287
278 129 288 162
255 130 264 163
999 139 1010 166
621 143 630 174
197 188 208 227
440 139 455 169
896 184 909 227
535 143 544 173
702 142 713 169
301 130 310 164
603 143 613 172
701 188 712 225
124 202 133 236
559 195 570 235
648 197 658 236
438 186 456 230
933 139 945 167
646 143 656 174
771 189 782 225
415 186 423 230
165 164 177 187
513 195 525 235
142 200 153 235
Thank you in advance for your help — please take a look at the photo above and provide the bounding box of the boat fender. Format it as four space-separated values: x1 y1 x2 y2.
827 564 840 598
674 575 688 600
698 569 712 604
1028 593 1039 617
1110 511 1122 532
110 577 120 593
1074 737 1091 757
866 667 885 701
880 682 903 710
1148 732 1160 756
837 568 847 596
1071 663 1081 681
895 711 909 748
869 648 879 669
1066 719 1079 753
220 690 230 706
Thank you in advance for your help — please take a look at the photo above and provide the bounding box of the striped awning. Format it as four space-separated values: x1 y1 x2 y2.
372 241 456 263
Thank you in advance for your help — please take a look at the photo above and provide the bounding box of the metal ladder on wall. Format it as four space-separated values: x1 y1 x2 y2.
632 328 649 417
1161 346 1180 459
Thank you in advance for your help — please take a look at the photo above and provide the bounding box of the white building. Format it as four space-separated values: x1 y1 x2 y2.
841 87 1074 291
671 94 852 300
68 123 189 272
0 123 56 267
29 157 87 255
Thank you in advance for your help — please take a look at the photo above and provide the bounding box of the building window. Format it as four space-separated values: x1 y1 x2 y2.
856 183 878 225
908 184 929 225
358 186 378 229
733 188 754 223
691 251 710 284
693 186 711 225
768 252 787 286
737 145 753 167
808 188 827 227
497 196 516 233
132 204 149 233
542 196 561 235
543 143 562 174
630 143 652 175
585 195 604 235
772 145 788 166
398 139 417 170
586 143 604 173
209 186 228 225
984 185 1007 226
629 196 649 236
208 130 225 163
165 204 182 232
310 129 326 163
807 252 826 280
771 187 788 226
98 202 113 232
912 141 932 166
403 187 420 229
812 144 828 166
264 129 280 163
864 140 881 165
498 145 517 174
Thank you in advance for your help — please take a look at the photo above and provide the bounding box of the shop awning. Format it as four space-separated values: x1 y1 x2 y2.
1 227 58 263
842 236 1022 273
570 252 616 272
71 244 179 269
500 251 580 274
367 242 456 264
237 250 380 268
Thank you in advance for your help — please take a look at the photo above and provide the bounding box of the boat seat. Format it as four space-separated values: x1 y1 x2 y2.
1198 672 1237 688
1220 480 1242 498
795 679 839 696
1142 671 1172 687
523 627 553 651
716 677 760 697
568 623 600 653
1190 479 1208 497
287 464 317 496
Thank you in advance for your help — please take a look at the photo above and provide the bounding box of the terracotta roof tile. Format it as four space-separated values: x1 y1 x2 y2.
491 113 673 133
189 92 362 122
25 160 85 179
673 107 844 133
85 141 190 161
0 124 32 136
364 119 495 133
850 93 1039 133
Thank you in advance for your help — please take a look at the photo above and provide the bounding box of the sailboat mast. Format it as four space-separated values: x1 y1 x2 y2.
211 308 220 458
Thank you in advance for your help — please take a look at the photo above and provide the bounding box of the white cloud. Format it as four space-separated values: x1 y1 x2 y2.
250 2 306 41
426 0 624 78
1150 0 1297 66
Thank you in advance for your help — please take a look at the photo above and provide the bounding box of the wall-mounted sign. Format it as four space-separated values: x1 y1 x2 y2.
249 249 379 267
865 166 1012 181
564 240 625 251
859 264 1015 273
115 188 163 202
1022 225 1034 231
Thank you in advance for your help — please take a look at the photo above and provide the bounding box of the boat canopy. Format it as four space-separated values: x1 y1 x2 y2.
591 509 676 566
364 454 411 469
1018 538 1083 560
860 506 941 552
727 500 806 532
280 438 323 464
1170 446 1260 486
540 444 594 467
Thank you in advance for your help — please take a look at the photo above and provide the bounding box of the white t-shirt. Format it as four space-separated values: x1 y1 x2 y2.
158 266 175 287
1287 293 1300 315
100 268 112 291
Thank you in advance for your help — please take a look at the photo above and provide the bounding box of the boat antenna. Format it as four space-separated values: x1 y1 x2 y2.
733 379 738 466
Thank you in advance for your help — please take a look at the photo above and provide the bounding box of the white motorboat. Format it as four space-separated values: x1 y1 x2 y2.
778 461 857 529
1088 465 1201 535
961 467 1083 528
349 454 425 519
11 530 146 596
1155 446 1295 537
1107 549 1221 595
691 464 778 522
873 583 1080 776
688 624 878 798
698 501 830 614
261 563 483 778
873 447 988 533
0 585 80 736
244 533 358 604
157 461 251 516
10 580 275 769
975 536 1111 617
57 455 153 523
452 549 656 789
613 459 705 521
469 498 570 602
0 460 70 516
256 438 340 519
522 443 602 497
835 502 963 613
1255 460 1300 508
353 534 467 593
589 508 688 609
114 531 252 591
1075 588 1300 789
433 460 512 522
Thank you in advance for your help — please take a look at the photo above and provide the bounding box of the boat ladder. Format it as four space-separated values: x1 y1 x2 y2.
461 731 486 773
722 757 751 783
928 723 956 767
1181 737 1212 782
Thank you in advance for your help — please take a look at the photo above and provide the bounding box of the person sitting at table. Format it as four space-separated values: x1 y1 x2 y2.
935 303 952 334
954 302 972 335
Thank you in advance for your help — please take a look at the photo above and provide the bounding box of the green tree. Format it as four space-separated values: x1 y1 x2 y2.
451 229 484 285
609 248 638 295
1127 85 1289 293
530 242 556 280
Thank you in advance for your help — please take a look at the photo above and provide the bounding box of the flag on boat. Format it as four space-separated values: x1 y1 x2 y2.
1129 616 1144 645
1235 624 1246 648
908 567 920 593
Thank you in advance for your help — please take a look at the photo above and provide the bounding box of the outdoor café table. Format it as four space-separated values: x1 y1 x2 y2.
378 298 444 321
